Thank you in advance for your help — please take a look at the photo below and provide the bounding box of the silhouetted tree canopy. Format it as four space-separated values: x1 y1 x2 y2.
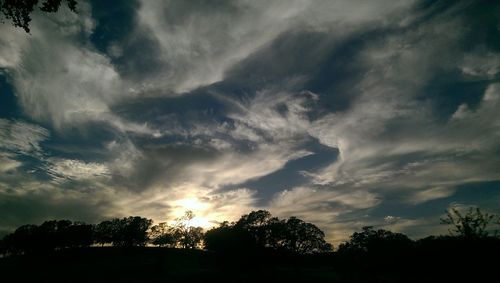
337 226 413 256
150 222 177 247
172 211 204 249
1 220 92 256
440 207 500 239
108 216 152 247
0 0 77 32
93 220 115 247
148 211 205 249
2 208 500 283
235 210 274 248
3 224 38 255
4 206 499 260
0 238 5 257
279 217 332 253
205 210 332 254
204 221 255 252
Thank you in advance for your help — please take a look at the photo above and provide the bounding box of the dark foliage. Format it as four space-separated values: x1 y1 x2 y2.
205 210 332 254
1 217 152 255
148 211 205 249
204 221 255 253
97 216 153 247
149 222 177 247
337 226 413 257
173 211 204 249
1 207 500 282
441 206 500 238
1 220 93 256
331 223 500 282
0 0 77 32
93 220 115 247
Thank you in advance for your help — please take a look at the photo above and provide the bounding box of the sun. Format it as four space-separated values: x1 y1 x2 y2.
173 198 212 228
175 198 208 211
188 216 211 228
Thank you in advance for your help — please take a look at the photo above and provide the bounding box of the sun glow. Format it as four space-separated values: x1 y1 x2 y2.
173 198 212 228
175 198 209 211
188 216 211 228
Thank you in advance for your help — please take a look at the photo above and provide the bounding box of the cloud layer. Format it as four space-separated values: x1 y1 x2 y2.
1 0 500 244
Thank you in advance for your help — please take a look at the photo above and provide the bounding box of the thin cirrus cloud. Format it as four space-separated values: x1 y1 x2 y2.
0 118 49 157
0 0 499 243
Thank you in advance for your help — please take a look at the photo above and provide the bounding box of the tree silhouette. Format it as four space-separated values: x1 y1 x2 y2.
0 237 6 257
337 226 413 256
0 220 94 255
94 220 115 247
111 216 152 247
172 211 204 249
0 0 77 32
150 222 177 247
440 207 500 238
4 224 38 255
63 221 93 248
235 210 273 248
37 220 59 251
205 210 332 254
205 221 255 252
280 217 332 253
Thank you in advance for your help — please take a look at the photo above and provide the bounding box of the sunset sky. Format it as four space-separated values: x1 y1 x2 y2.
1 0 499 245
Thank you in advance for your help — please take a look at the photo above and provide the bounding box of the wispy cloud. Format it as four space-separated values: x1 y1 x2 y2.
0 153 22 173
0 119 49 157
43 158 110 183
0 0 499 244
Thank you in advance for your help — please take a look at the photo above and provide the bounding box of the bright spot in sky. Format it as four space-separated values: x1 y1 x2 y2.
188 217 211 228
173 197 212 228
175 198 209 211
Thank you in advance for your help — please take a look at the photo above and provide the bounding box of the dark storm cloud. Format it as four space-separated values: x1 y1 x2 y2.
89 0 141 53
89 0 168 83
0 74 22 119
222 28 376 113
111 143 218 191
0 183 114 237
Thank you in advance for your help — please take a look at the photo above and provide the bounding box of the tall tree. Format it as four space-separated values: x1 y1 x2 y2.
205 210 332 254
235 210 273 247
113 216 153 247
441 207 500 238
281 217 332 254
173 211 204 249
149 222 177 248
337 226 413 256
205 221 254 253
94 220 115 247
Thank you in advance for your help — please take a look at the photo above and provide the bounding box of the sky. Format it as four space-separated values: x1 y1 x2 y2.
0 0 499 245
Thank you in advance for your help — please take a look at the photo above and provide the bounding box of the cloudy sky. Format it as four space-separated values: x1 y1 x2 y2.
1 0 499 245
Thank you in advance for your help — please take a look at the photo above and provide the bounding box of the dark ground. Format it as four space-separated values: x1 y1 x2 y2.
1 240 499 283
0 247 339 282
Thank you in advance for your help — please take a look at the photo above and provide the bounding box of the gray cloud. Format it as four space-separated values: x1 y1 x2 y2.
0 180 117 236
134 0 414 93
306 10 500 194
0 118 49 157
0 153 22 173
43 158 111 183
1 0 499 245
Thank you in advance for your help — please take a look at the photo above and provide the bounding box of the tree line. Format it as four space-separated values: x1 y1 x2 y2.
0 210 331 256
1 207 499 258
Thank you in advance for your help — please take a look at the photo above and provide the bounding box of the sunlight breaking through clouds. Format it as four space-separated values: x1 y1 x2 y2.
0 0 499 244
